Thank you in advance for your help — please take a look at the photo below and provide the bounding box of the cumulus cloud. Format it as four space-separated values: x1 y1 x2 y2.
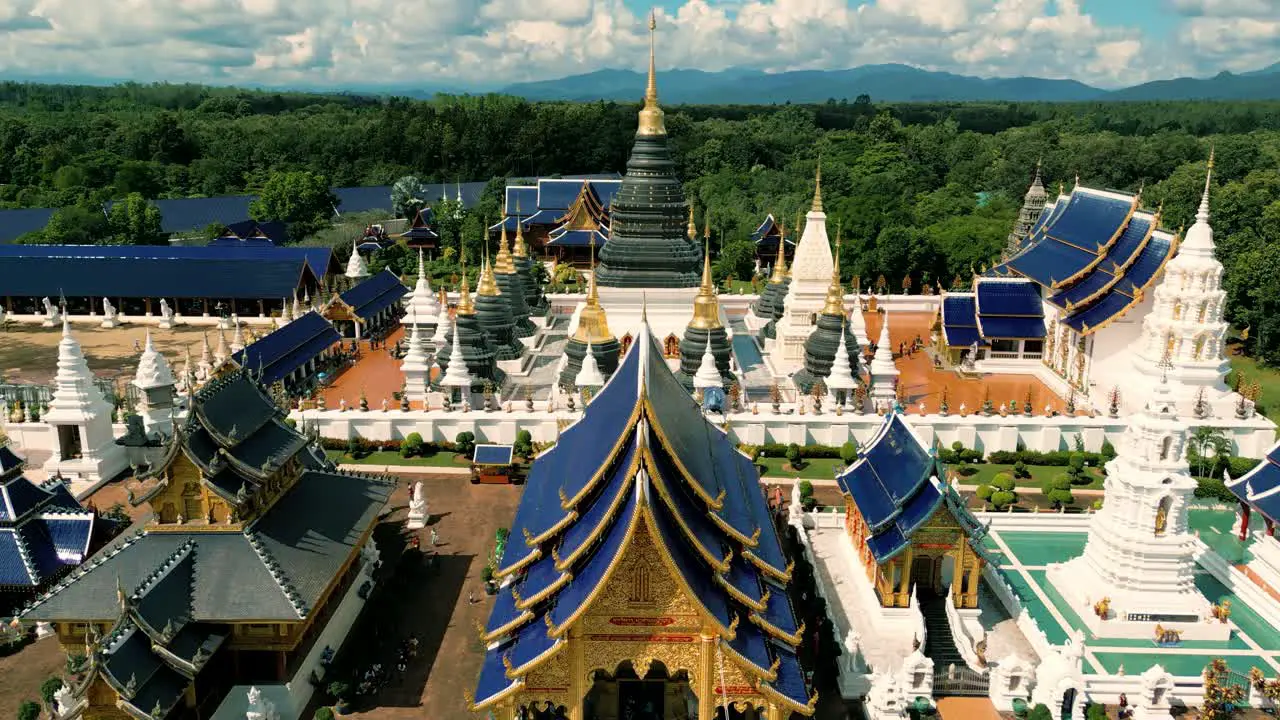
0 0 1268 89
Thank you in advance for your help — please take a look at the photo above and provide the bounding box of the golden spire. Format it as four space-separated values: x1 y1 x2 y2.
687 204 696 241
811 159 823 213
821 224 845 316
689 217 721 330
512 199 529 259
458 242 475 314
637 10 666 136
478 253 502 297
574 235 614 343
769 216 788 283
495 205 517 275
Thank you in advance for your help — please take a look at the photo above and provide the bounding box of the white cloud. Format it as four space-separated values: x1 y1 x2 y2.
0 0 1266 89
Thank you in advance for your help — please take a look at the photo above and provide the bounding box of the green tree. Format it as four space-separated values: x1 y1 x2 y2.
455 431 476 457
839 441 859 464
33 202 111 245
250 170 337 243
990 490 1016 510
514 429 534 459
712 240 756 283
18 700 40 720
401 432 424 458
107 193 165 245
391 175 429 219
1025 704 1052 720
1044 474 1074 508
975 484 994 501
1188 426 1231 478
785 443 803 470
113 160 162 197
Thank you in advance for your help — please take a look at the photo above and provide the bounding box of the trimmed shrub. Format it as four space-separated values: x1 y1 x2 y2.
455 431 476 457
992 473 1016 492
1012 461 1030 479
990 490 1016 509
840 441 859 464
18 701 39 720
514 430 534 459
400 432 424 458
975 484 994 501
1100 439 1117 461
315 708 335 720
40 677 63 709
1195 476 1237 503
798 480 814 500
785 444 803 469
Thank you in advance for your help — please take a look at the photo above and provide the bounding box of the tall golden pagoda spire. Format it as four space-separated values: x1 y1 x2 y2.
512 199 529 258
574 235 614 342
458 242 475 314
687 204 697 241
690 218 722 330
495 202 517 275
637 10 666 136
821 225 845 316
478 250 502 297
769 215 789 283
811 159 823 213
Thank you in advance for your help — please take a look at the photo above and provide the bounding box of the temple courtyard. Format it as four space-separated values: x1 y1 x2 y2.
0 323 239 385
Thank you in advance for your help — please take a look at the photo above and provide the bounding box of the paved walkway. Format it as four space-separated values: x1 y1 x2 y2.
321 328 408 410
935 697 1001 719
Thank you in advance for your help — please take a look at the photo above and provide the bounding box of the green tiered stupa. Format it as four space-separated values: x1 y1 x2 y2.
512 216 549 316
436 265 505 389
675 226 734 392
753 217 792 340
473 255 525 361
793 238 860 394
594 14 701 289
493 219 536 337
558 243 621 389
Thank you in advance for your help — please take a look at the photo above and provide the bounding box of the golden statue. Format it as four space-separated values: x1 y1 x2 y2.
1155 502 1169 535
1093 597 1111 619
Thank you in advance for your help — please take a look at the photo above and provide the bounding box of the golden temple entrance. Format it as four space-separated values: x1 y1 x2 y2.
583 661 694 720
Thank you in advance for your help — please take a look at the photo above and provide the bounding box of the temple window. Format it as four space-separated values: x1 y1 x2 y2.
629 564 653 605
1197 301 1208 323
1160 436 1173 461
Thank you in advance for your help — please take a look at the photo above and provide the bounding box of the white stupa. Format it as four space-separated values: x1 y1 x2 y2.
229 321 246 355
131 331 177 437
292 292 303 320
1131 151 1232 415
1046 371 1229 641
42 317 129 497
403 250 440 340
773 164 835 366
432 294 452 348
345 245 370 280
197 334 215 381
213 329 230 367
869 310 899 407
693 340 724 391
575 341 605 390
401 309 431 406
826 321 858 404
439 322 473 394
281 297 294 323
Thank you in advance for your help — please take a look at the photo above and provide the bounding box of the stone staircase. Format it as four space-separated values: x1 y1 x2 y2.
920 592 965 669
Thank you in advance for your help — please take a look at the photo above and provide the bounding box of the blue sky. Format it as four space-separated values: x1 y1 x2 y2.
0 0 1275 88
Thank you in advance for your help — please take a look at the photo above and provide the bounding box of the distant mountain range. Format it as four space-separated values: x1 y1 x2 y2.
495 62 1280 104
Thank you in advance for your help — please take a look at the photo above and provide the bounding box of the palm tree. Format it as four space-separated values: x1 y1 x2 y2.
391 176 428 220
1188 426 1231 478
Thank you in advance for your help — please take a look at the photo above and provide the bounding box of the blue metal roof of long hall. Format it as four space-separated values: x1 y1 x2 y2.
0 208 56 244
835 412 945 563
231 312 340 385
1000 187 1137 289
0 244 336 279
338 269 406 321
473 319 814 715
0 253 317 300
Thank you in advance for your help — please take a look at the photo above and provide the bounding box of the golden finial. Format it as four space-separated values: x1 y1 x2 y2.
637 9 665 136
458 240 475 314
575 235 614 343
769 215 788 283
690 213 721 330
478 254 501 297
811 159 823 213
512 198 529 258
821 223 845 316
687 204 696 241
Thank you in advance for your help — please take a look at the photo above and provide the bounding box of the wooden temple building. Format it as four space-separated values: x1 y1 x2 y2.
19 371 394 720
471 319 816 720
397 207 442 254
321 269 406 339
490 179 620 266
835 413 990 609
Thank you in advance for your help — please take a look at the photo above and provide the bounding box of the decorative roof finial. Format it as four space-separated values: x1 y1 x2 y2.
687 204 696 241
458 238 474 314
811 158 823 213
1197 145 1215 223
637 10 665 136
770 214 788 283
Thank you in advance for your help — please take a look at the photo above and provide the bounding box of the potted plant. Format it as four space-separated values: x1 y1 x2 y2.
481 563 497 595
327 681 351 714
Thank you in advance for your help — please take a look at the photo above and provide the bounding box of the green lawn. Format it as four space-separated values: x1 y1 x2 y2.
326 449 469 467
1229 352 1280 424
756 457 845 480
954 463 1105 490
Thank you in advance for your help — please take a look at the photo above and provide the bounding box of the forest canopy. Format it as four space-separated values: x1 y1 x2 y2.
3 82 1280 361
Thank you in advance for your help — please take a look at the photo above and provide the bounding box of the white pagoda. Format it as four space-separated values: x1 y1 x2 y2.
1046 370 1229 641
131 331 177 438
771 165 835 367
401 309 432 407
345 245 370 280
403 250 441 341
42 317 129 497
868 310 899 409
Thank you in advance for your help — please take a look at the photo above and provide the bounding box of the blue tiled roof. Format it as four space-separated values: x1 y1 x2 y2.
504 187 538 217
0 255 313 300
231 312 339 385
1060 232 1174 335
42 517 93 563
1007 189 1134 288
1048 215 1153 310
474 640 521 707
764 646 812 712
338 270 405 321
424 182 488 208
474 319 812 712
1228 442 1280 523
537 179 592 211
978 316 1046 339
0 208 56 243
546 229 609 247
0 530 33 585
2 474 50 522
333 186 392 215
0 243 334 281
976 280 1041 316
149 195 256 234
941 295 986 348
836 412 944 563
219 220 288 244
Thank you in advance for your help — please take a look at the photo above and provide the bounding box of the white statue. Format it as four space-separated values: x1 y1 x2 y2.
41 297 60 327
158 299 175 329
407 480 428 529
245 686 279 720
53 684 75 718
101 297 118 328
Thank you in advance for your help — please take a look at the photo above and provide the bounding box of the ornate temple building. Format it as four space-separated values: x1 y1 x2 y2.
321 269 405 340
836 413 989 610
494 222 538 338
1227 440 1280 606
1049 372 1229 641
398 206 441 254
1004 161 1047 259
750 215 793 272
20 370 394 720
513 219 551 319
0 445 101 614
491 179 620 263
674 230 734 393
471 318 815 720
475 255 527 362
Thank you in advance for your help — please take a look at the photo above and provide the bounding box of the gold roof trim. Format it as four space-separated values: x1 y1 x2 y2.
1050 195 1139 290
515 570 574 610
719 637 778 682
749 612 805 646
504 634 565 679
1074 231 1178 337
742 553 793 583
495 546 542 579
637 11 666 136
524 508 580 550
555 461 639 571
642 397 725 511
714 573 769 613
757 682 819 717
636 500 738 640
642 447 733 572
466 677 525 712
546 496 646 638
1049 212 1157 312
481 609 535 644
559 405 641 509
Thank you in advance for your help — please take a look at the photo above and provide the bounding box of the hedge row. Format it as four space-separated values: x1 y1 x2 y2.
747 444 844 460
319 437 459 453
985 447 1115 466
